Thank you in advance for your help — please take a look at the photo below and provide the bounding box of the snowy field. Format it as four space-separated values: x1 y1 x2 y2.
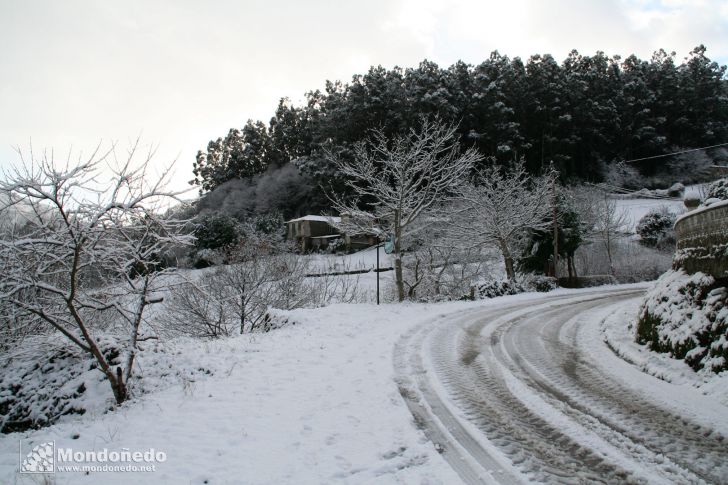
612 183 704 231
303 245 392 273
613 197 685 231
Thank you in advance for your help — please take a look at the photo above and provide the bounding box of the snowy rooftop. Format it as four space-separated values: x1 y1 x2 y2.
285 215 341 224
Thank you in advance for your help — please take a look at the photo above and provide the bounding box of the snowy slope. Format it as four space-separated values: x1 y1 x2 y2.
0 302 471 485
603 295 728 405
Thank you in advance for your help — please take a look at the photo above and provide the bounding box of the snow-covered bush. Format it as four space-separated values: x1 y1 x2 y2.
704 177 728 202
665 150 714 185
603 162 646 190
306 262 366 305
667 182 685 197
192 248 225 269
522 274 559 292
477 279 526 298
636 269 728 373
402 246 488 302
476 274 558 299
636 207 677 249
1 343 101 433
1 334 226 433
193 213 240 251
259 308 298 332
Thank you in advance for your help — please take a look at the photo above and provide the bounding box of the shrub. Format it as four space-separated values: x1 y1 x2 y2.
163 254 313 337
636 208 676 248
194 214 240 250
477 279 526 298
636 269 727 373
0 346 92 433
523 274 559 292
705 177 728 202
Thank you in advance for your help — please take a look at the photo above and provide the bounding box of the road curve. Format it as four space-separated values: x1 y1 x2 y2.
393 288 728 484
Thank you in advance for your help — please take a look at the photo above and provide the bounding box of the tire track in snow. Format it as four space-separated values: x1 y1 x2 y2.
507 299 728 483
396 288 728 484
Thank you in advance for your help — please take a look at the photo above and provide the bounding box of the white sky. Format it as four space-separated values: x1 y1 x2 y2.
1 0 726 191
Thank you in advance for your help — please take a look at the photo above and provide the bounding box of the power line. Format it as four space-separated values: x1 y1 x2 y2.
623 142 728 163
585 181 679 200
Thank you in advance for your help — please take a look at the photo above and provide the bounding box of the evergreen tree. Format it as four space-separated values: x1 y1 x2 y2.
192 45 728 214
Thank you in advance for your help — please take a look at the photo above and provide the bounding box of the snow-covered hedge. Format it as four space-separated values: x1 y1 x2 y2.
0 334 237 434
477 275 557 299
636 269 728 373
0 343 102 433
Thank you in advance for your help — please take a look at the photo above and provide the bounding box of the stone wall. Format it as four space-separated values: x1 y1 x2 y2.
673 202 728 278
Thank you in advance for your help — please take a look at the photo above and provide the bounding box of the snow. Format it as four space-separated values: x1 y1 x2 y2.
3 283 727 483
675 197 728 224
285 215 341 224
613 197 686 231
0 303 467 484
611 184 709 230
304 245 393 273
602 296 728 406
632 268 728 372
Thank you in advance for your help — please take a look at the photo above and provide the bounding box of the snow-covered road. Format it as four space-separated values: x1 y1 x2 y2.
395 288 728 484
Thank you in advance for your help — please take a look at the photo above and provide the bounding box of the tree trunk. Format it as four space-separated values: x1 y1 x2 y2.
114 367 127 404
606 232 615 276
567 255 574 279
504 255 515 282
394 210 405 302
240 292 245 334
500 241 516 281
568 255 577 280
395 255 405 302
70 305 128 405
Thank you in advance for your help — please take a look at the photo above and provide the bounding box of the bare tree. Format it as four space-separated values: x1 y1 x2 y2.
402 243 487 301
452 162 553 281
326 118 482 301
572 186 629 277
161 271 235 339
222 251 312 333
399 213 489 300
0 143 192 404
162 248 313 337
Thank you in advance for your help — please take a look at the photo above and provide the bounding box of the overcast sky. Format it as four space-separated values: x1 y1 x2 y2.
1 0 726 191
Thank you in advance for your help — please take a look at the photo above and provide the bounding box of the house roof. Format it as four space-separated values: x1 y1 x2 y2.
285 215 341 224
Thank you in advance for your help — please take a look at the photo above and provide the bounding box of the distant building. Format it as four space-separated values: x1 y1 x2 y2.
339 212 380 250
285 215 342 251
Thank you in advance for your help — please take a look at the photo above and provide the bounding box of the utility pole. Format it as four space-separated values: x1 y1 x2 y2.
551 164 559 279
